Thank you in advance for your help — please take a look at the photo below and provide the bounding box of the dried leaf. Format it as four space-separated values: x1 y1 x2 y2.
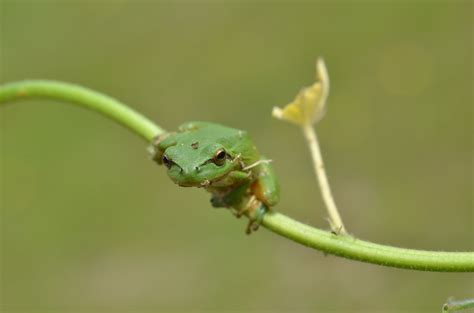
272 58 330 126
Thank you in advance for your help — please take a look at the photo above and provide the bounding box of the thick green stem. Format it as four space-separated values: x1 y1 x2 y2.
1 80 473 272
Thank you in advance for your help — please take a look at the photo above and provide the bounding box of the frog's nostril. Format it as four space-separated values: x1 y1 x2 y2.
195 166 200 172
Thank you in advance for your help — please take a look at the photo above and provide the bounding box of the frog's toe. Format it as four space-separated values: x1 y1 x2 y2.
210 195 227 208
245 204 267 235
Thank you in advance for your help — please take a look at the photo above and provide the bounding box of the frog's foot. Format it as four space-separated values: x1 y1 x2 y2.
233 195 266 234
234 195 258 218
245 203 267 235
210 194 228 208
231 153 245 169
148 133 169 163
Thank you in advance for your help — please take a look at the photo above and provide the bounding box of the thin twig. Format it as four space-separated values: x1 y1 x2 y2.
302 123 346 234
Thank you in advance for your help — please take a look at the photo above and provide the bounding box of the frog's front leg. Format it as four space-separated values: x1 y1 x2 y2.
149 133 173 164
209 171 250 208
210 184 246 208
210 189 263 235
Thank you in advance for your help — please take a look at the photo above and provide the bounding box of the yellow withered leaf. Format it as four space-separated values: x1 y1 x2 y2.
272 58 329 126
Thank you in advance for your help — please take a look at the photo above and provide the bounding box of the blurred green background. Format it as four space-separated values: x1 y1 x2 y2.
0 1 472 312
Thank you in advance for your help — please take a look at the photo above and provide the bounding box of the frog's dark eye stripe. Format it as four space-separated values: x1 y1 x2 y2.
213 149 227 166
161 154 172 169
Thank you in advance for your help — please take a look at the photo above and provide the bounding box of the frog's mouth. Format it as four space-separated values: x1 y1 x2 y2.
176 176 217 188
177 182 197 187
175 172 231 188
169 160 240 188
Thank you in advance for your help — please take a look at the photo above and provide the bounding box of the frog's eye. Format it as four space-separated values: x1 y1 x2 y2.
161 154 172 169
213 149 227 166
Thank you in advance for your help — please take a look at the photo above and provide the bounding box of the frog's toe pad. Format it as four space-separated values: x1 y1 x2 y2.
245 204 267 235
210 196 227 208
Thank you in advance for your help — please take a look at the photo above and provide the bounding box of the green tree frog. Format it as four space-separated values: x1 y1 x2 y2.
149 121 280 234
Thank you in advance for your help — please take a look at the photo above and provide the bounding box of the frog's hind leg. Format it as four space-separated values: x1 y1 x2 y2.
251 156 280 207
236 157 279 234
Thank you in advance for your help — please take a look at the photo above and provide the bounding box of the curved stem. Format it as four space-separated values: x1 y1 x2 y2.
1 80 473 272
262 212 473 272
0 80 165 140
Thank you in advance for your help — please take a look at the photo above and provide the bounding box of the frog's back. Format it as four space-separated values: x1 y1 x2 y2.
177 121 243 142
177 121 259 163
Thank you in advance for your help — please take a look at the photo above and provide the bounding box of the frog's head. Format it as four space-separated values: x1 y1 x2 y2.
158 139 237 187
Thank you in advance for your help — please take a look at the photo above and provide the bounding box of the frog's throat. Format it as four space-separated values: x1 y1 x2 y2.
173 172 232 188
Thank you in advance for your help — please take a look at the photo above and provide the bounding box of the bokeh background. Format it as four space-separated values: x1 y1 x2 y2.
1 1 472 312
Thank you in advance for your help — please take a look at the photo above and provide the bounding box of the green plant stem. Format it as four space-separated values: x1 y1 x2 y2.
262 212 473 272
443 298 474 312
1 80 473 272
0 80 165 140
